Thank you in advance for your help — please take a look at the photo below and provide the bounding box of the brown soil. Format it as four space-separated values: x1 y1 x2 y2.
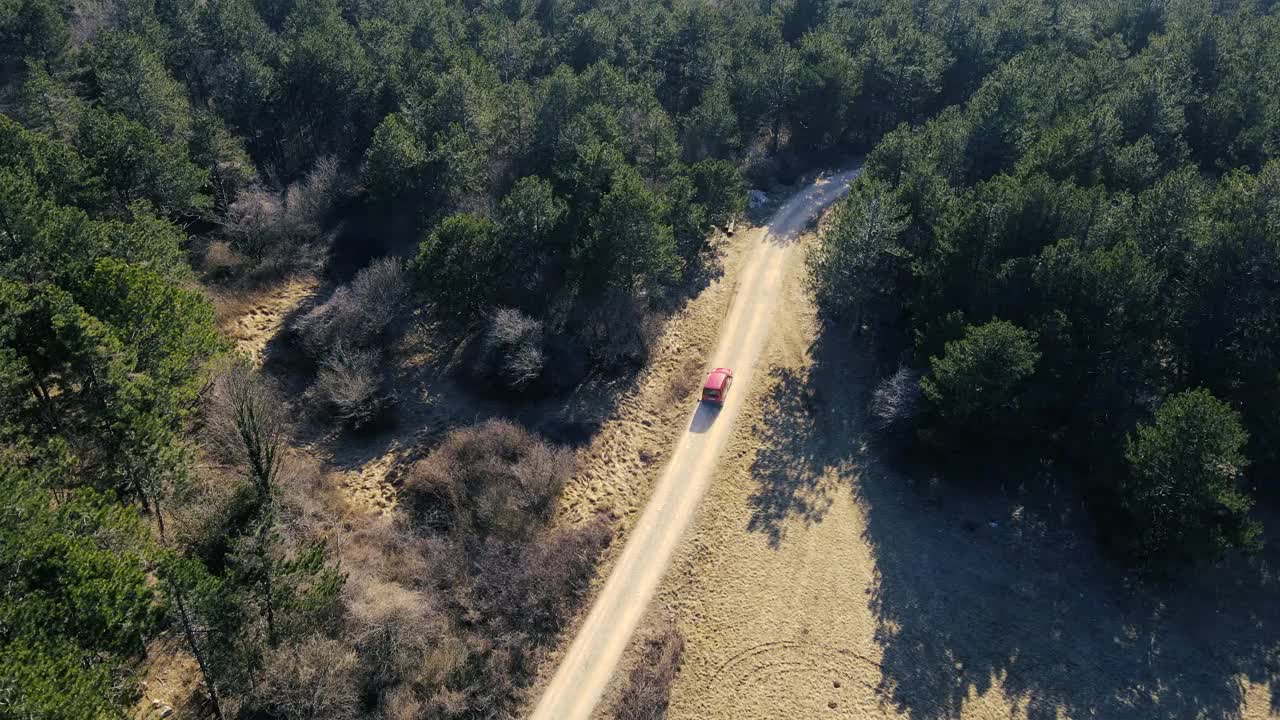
622 231 1280 720
129 633 205 719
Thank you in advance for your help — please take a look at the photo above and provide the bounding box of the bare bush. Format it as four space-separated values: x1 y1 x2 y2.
468 520 612 638
223 157 351 264
349 257 411 330
345 577 455 691
378 686 424 720
254 635 360 720
294 258 409 358
340 517 439 589
201 239 246 278
293 286 354 358
612 623 685 720
403 420 575 539
482 307 545 389
312 343 391 427
420 519 610 715
319 432 607 720
275 457 345 541
223 186 292 261
286 156 348 228
869 366 924 441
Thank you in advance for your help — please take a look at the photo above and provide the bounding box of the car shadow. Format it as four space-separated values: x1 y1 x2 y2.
689 402 720 434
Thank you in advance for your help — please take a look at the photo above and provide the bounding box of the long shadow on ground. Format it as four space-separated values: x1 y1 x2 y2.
747 325 1280 720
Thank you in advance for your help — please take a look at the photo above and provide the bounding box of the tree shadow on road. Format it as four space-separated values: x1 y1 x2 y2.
747 324 1280 720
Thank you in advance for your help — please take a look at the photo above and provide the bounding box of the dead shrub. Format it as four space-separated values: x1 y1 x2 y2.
345 577 454 690
254 635 360 720
403 420 574 539
311 343 392 427
222 156 351 266
294 258 409 358
612 623 685 720
467 520 612 639
480 307 545 390
869 366 924 442
377 686 423 720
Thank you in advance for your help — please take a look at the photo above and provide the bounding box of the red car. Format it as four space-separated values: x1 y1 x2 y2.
701 367 734 405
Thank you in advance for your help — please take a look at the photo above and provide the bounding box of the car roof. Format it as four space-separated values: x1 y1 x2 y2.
704 368 732 390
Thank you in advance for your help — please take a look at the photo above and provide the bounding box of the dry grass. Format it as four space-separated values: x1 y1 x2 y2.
642 231 1280 720
666 355 704 405
612 624 685 720
212 276 321 362
190 203 763 720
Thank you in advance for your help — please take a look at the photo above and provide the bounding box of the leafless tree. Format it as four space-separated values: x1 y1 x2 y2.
204 359 289 498
483 307 545 388
222 156 351 264
348 257 411 331
284 156 347 230
294 258 409 358
869 366 924 439
223 186 288 261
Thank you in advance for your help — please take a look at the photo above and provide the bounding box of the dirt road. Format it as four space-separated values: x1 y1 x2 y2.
529 168 860 720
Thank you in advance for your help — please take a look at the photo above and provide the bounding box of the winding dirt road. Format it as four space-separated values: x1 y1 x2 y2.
530 168 860 720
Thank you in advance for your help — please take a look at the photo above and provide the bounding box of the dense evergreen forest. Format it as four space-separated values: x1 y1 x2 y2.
811 0 1280 565
2 0 1278 717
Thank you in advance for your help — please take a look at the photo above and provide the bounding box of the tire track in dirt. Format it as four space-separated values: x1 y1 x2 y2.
705 639 884 715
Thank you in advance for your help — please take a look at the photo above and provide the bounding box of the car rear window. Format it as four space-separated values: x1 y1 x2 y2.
705 389 719 397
